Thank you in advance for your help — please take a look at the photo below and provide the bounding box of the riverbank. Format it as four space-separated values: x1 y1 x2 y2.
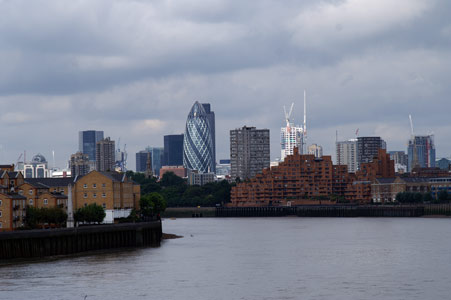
0 221 162 260
162 207 216 218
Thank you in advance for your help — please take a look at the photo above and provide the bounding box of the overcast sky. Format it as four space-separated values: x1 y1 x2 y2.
1 0 450 170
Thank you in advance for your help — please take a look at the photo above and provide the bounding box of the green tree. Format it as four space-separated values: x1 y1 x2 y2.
160 172 185 187
423 193 433 203
74 203 106 224
140 192 167 217
438 190 449 203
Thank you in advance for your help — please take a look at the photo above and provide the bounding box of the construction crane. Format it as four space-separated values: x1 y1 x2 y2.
283 103 295 129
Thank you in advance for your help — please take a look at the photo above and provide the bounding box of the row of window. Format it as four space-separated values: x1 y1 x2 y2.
28 199 48 205
83 192 106 198
83 183 107 189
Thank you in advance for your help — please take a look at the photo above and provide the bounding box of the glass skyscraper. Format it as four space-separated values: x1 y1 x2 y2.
407 135 435 171
79 130 104 161
183 102 215 173
136 147 164 176
163 134 184 166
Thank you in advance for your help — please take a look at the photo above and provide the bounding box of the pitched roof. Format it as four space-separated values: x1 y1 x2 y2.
8 172 19 178
24 177 77 187
22 181 50 189
400 177 430 183
98 172 125 182
374 177 396 184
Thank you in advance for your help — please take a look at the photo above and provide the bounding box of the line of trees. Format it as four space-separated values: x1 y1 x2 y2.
395 191 451 204
127 171 233 207
25 207 68 229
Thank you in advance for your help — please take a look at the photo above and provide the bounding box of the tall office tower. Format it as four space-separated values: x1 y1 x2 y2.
308 144 323 158
281 92 307 160
136 147 164 176
230 126 270 180
183 101 215 173
96 137 115 172
357 136 386 168
69 151 90 177
407 135 435 171
201 103 216 172
79 130 104 161
336 139 358 173
163 134 184 166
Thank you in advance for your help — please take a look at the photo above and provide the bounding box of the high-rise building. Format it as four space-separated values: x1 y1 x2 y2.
79 130 104 161
336 139 358 173
201 104 216 171
389 151 408 173
281 92 306 160
163 134 184 166
69 151 90 177
183 102 215 173
357 136 386 168
407 135 435 171
96 137 115 172
308 144 323 158
230 126 270 180
136 147 164 176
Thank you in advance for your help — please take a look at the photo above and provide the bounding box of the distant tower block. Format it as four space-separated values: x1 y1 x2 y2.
280 91 307 160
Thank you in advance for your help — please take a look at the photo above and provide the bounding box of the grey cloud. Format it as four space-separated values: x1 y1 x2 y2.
0 0 451 168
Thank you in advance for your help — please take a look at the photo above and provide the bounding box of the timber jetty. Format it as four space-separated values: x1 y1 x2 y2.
0 221 162 260
216 204 451 218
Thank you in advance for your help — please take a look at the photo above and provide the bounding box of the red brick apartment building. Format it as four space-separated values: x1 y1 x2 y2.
230 148 394 207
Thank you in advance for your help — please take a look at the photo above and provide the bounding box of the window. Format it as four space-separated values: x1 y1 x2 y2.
29 199 33 205
29 189 33 195
53 188 57 192
43 199 48 205
0 200 2 206
83 193 87 198
102 193 106 198
0 222 2 228
102 183 106 188
93 184 97 188
102 203 106 209
18 190 24 195
83 183 88 188
84 203 87 207
0 211 2 218
93 193 97 198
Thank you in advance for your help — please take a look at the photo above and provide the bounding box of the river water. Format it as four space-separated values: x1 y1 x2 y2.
1 218 451 300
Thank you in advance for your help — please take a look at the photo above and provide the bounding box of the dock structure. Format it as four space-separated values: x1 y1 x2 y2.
0 221 162 260
215 205 451 218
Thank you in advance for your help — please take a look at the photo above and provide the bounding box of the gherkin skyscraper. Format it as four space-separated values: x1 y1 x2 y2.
183 102 215 173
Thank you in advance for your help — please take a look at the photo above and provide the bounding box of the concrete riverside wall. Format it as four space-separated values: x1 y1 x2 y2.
216 205 430 217
0 221 162 260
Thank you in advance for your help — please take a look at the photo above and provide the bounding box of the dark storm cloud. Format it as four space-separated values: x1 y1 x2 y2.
0 0 450 168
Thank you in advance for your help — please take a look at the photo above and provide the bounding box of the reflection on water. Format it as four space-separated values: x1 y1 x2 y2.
1 218 451 300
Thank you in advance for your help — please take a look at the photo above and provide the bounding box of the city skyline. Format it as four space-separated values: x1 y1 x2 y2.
1 1 451 169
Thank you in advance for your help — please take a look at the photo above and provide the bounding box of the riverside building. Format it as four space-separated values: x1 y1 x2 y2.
230 148 394 207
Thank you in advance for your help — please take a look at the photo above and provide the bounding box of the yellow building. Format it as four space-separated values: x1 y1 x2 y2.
19 171 140 224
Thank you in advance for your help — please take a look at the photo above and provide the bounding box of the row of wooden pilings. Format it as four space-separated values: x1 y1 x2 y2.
0 221 162 260
215 205 441 218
